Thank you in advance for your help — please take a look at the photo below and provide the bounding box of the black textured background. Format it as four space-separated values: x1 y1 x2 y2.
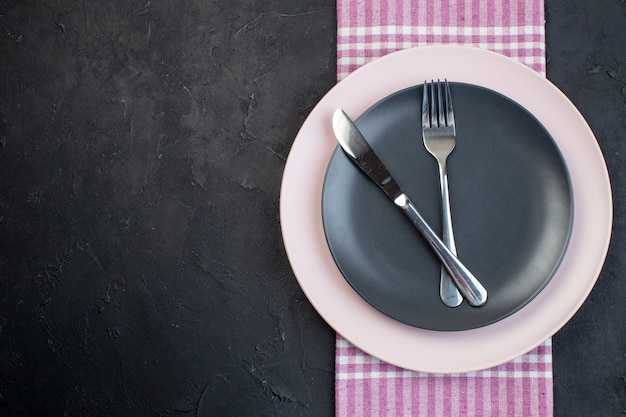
0 0 624 416
546 1 626 416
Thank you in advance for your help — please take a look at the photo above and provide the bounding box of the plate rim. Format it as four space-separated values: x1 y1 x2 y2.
279 45 612 373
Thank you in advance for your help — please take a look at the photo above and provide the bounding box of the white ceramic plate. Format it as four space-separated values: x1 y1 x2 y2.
279 45 612 373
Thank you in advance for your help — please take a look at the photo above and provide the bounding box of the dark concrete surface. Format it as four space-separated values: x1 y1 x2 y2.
0 0 623 416
545 1 626 416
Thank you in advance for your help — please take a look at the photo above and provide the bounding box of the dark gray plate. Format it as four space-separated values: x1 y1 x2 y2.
322 83 573 331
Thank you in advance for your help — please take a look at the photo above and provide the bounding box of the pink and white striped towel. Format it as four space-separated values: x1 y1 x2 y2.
335 1 552 416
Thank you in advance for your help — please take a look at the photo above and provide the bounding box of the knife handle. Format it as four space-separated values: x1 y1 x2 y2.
393 193 488 307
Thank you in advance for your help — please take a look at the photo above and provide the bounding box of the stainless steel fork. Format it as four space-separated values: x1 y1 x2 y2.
421 79 464 307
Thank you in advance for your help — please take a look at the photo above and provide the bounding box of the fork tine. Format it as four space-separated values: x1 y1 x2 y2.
444 79 455 128
422 81 429 129
429 80 437 127
436 79 445 127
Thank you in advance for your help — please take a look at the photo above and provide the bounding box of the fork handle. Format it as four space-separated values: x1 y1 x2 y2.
394 193 488 307
438 162 464 307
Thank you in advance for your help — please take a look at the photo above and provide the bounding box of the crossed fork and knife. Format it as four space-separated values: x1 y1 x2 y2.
332 80 488 307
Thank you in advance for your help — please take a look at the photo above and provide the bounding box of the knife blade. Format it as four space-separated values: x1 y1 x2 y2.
331 108 487 307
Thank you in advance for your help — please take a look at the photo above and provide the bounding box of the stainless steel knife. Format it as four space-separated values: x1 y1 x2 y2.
331 109 487 307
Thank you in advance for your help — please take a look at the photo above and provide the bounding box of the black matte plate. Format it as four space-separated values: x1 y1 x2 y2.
322 83 573 331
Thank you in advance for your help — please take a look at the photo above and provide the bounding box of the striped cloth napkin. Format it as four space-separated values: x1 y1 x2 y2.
335 1 552 416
